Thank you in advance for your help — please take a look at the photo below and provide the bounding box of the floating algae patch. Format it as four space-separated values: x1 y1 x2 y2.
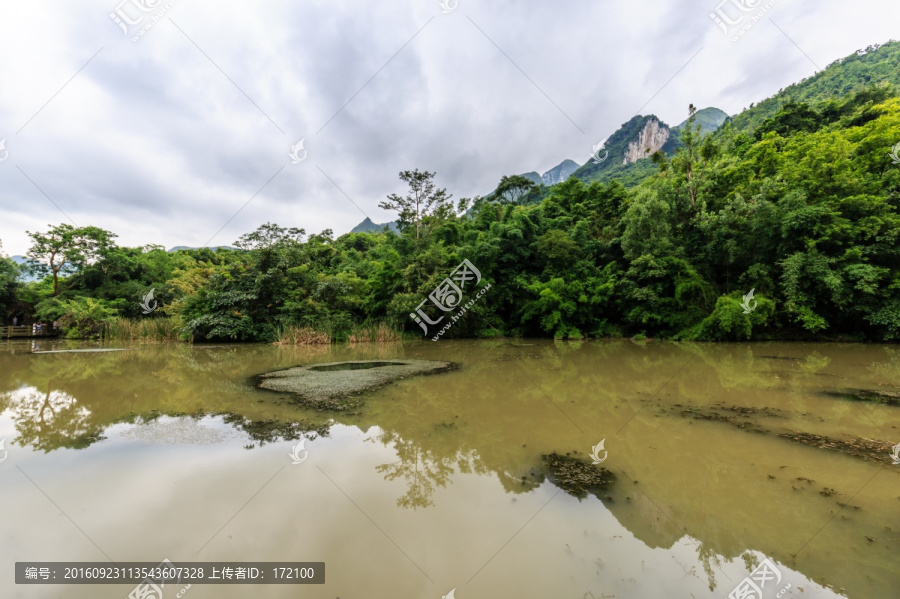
256 359 454 411
675 404 782 434
542 452 616 500
669 402 899 467
777 432 898 466
820 388 900 406
308 361 405 372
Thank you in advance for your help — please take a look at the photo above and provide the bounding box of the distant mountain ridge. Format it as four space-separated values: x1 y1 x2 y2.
520 172 543 186
676 107 729 134
10 256 39 282
570 107 729 186
349 107 726 232
541 159 580 185
479 160 581 202
350 218 398 234
570 114 677 185
350 40 900 235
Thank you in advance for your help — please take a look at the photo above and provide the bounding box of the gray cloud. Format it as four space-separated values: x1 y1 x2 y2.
1 0 898 254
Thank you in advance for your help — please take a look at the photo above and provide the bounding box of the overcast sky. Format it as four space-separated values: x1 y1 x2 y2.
0 0 898 255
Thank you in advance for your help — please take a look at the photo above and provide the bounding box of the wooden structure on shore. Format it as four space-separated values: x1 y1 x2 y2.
3 326 61 339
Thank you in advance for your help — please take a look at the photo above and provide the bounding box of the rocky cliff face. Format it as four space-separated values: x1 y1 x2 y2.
623 119 669 164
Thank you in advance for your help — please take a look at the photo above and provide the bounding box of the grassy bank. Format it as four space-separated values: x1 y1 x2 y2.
348 321 402 343
102 317 182 342
274 325 332 346
274 321 402 345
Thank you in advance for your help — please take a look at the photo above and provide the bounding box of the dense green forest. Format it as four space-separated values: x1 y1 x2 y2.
2 43 900 343
731 41 900 131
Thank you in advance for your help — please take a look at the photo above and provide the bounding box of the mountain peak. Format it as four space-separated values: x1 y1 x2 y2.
541 159 580 185
521 172 543 186
350 218 398 234
569 107 731 186
622 118 670 165
676 107 730 134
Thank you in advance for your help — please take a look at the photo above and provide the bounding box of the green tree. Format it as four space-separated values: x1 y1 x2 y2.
669 104 718 211
495 175 538 205
379 170 453 241
233 222 305 250
620 187 673 260
754 101 823 140
26 224 117 295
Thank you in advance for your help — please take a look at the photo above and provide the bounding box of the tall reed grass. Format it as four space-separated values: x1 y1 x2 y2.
347 321 402 343
274 324 332 346
102 317 182 342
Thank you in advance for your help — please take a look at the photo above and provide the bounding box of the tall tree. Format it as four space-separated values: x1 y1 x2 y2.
670 104 718 211
379 169 452 241
495 175 538 205
26 224 117 295
234 222 305 250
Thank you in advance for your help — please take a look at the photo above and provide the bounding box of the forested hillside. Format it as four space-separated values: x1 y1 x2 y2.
2 43 899 343
730 41 900 132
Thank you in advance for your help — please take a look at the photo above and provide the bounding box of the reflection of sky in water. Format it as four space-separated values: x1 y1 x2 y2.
0 411 845 598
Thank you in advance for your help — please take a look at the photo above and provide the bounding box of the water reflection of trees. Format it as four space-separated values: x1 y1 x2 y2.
4 338 895 463
374 430 456 509
0 344 339 452
2 339 896 596
5 386 100 451
696 542 722 593
343 339 897 599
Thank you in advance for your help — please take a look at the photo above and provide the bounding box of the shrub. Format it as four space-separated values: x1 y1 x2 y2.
56 297 118 338
680 292 775 341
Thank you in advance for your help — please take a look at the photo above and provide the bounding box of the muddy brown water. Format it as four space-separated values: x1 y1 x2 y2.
1 339 898 598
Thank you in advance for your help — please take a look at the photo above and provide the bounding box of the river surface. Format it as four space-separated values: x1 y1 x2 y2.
1 339 898 599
